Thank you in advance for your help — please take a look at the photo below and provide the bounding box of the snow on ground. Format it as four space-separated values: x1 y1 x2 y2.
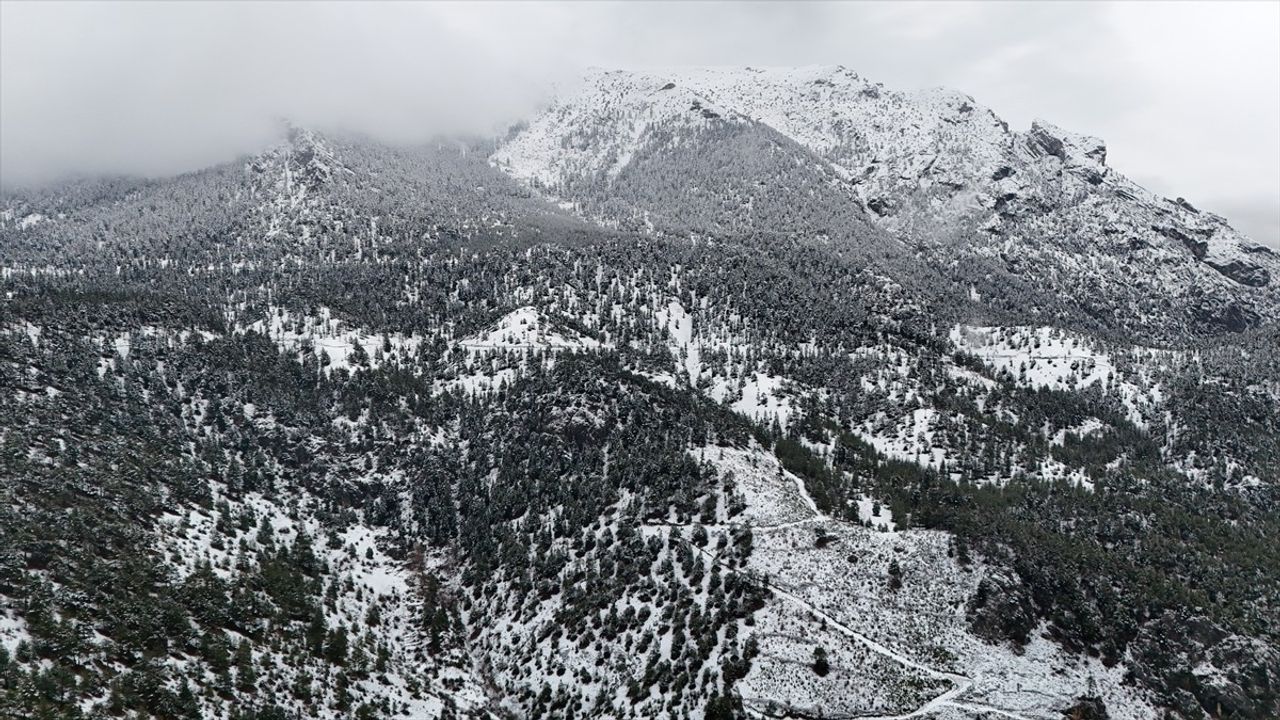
855 495 898 532
654 300 701 384
237 305 423 373
3 321 42 348
436 306 604 397
457 305 601 353
741 598 947 718
702 442 1161 720
946 363 998 391
692 444 817 528
0 603 31 655
476 487 763 718
707 372 799 428
952 326 1115 391
1033 458 1095 491
654 66 1011 189
951 325 1167 427
960 628 1153 720
852 407 952 470
433 367 521 398
18 213 48 230
229 304 604 398
652 297 802 428
7 322 226 381
491 64 1010 226
491 67 742 191
90 326 222 376
155 485 491 719
1052 417 1105 446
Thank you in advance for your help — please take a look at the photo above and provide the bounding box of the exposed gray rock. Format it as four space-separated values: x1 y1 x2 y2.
1206 258 1271 287
1127 614 1280 720
867 197 895 216
495 65 1280 340
967 572 1036 648
1154 225 1209 260
1028 123 1067 160
1027 120 1107 166
1061 696 1110 720
1194 299 1262 332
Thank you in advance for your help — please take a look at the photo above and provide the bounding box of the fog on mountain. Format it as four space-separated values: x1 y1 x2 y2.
1 5 1278 720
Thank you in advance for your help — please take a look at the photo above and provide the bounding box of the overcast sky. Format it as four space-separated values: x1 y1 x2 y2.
2 1 1277 246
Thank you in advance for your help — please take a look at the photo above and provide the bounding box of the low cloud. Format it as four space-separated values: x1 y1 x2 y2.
2 1 1276 246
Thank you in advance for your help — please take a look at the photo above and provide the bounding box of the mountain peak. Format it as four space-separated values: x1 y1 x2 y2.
1027 118 1107 167
247 121 341 195
494 64 1278 333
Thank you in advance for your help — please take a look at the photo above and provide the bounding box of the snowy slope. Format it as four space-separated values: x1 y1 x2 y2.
689 442 1162 720
154 487 493 719
492 67 746 193
237 305 424 373
950 325 1171 427
495 65 1280 336
457 306 601 353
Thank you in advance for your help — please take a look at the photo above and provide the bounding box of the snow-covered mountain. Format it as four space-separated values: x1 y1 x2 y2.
2 67 1278 720
495 66 1279 336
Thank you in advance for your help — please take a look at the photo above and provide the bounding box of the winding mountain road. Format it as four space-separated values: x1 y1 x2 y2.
658 464 1041 720
737 570 1037 720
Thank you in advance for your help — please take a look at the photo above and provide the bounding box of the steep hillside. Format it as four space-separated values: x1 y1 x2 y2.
496 66 1280 338
2 71 1278 720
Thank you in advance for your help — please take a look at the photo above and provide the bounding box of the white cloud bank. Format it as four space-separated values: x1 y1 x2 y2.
1 1 1276 246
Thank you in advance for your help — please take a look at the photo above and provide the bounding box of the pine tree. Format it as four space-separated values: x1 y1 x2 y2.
307 611 328 658
812 645 830 676
325 625 349 665
235 640 257 692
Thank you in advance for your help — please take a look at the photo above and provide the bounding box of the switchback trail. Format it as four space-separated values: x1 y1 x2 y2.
653 477 1039 720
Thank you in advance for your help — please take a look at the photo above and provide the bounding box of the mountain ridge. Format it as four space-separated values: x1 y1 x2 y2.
0 64 1277 720
494 65 1278 337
